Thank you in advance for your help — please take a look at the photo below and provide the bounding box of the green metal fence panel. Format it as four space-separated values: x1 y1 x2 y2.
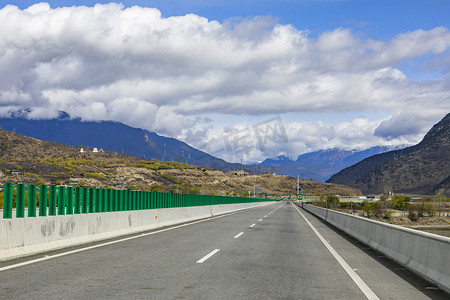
66 187 74 215
82 188 88 214
48 185 57 216
108 189 113 212
102 189 108 212
3 183 13 219
142 191 146 210
39 185 48 217
74 187 81 214
95 189 102 213
57 186 66 215
88 188 95 213
118 190 124 211
149 192 154 209
28 184 37 217
134 191 138 210
165 193 168 208
112 189 118 211
123 190 127 211
154 192 159 209
131 191 136 210
0 182 275 219
16 183 26 218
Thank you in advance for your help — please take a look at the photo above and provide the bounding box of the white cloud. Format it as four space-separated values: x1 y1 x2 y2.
0 3 449 158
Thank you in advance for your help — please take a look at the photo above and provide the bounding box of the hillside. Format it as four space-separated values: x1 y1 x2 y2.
0 114 278 175
259 146 403 181
327 113 450 195
0 129 361 196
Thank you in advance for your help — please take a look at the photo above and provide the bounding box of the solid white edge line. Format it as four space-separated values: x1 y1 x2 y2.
196 249 220 263
250 224 256 228
234 232 244 239
291 203 379 300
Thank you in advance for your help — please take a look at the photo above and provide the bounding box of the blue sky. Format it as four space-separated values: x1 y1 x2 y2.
1 1 449 162
10 0 450 39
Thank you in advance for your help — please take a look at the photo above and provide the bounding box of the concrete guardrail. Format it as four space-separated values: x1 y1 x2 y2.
300 203 450 294
0 201 275 261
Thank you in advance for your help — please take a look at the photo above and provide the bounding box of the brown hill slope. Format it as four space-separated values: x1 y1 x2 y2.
0 129 361 196
327 113 450 195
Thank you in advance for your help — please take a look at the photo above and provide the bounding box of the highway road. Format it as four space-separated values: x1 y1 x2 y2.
0 201 448 299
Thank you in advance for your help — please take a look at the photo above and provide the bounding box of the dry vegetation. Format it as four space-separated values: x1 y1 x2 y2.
0 129 361 197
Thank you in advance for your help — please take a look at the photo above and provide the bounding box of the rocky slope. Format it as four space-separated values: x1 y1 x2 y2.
0 114 278 175
327 113 450 195
0 129 361 196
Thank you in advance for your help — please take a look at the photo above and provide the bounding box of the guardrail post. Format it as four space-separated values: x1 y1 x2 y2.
16 183 26 218
48 185 57 216
28 184 37 217
39 185 48 217
66 187 73 215
3 183 13 219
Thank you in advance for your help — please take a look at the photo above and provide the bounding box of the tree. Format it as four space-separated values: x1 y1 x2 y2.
435 189 445 217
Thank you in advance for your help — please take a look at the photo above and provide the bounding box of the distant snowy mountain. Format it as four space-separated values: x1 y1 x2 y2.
259 146 405 181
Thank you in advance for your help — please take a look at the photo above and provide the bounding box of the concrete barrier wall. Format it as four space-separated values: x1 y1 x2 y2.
301 203 450 293
0 202 274 261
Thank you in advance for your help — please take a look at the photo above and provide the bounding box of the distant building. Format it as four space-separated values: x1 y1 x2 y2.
80 148 85 153
9 170 22 175
93 148 98 153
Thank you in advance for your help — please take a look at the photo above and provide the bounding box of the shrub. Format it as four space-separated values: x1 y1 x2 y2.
160 172 181 184
25 172 38 178
86 173 107 179
390 195 407 210
326 196 339 208
424 202 436 216
361 202 373 217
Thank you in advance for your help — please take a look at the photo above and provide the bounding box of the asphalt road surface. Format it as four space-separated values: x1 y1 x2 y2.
0 201 448 299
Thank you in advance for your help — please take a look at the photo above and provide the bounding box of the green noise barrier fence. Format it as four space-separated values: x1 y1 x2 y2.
2 183 277 219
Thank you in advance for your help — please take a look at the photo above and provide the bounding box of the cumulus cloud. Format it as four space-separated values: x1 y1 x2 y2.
0 3 449 158
374 110 445 140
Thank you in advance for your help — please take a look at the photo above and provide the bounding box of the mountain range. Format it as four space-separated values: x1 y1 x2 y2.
259 146 403 182
327 113 450 195
0 113 277 175
0 128 361 196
